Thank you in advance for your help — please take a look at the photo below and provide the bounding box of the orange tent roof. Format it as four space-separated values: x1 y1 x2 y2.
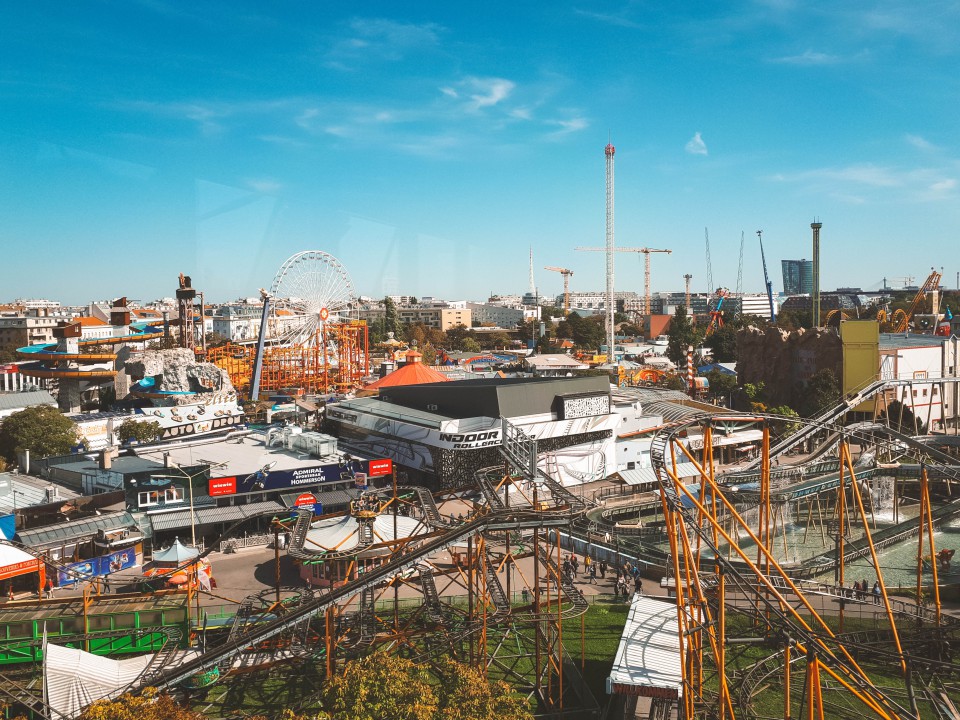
363 362 450 391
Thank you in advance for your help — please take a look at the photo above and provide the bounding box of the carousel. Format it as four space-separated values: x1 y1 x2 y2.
297 490 427 588
144 538 214 590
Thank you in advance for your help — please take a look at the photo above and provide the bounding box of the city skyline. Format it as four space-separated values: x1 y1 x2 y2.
2 1 959 304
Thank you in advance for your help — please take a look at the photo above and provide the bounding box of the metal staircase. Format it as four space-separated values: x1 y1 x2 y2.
418 567 445 623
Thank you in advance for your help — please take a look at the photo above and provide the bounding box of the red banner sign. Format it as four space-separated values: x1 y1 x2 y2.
0 559 41 582
294 493 316 507
368 459 392 477
208 476 237 497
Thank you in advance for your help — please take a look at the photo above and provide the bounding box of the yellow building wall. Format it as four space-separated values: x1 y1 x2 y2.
840 321 880 412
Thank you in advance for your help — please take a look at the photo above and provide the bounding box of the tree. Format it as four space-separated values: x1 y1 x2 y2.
117 419 163 445
666 306 699 366
705 370 738 404
80 688 204 720
703 324 737 363
0 406 79 463
664 375 688 392
0 345 18 363
445 324 471 351
880 400 927 435
767 405 801 437
435 658 532 720
322 654 437 720
800 368 841 417
383 297 403 339
317 655 531 720
204 332 230 348
461 336 481 353
555 313 605 351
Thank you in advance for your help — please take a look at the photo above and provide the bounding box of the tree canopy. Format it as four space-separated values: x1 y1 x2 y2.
117 419 163 445
555 313 605 351
0 405 79 463
666 306 699 366
79 689 204 720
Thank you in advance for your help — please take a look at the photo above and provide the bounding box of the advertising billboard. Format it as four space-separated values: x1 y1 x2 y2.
207 458 391 497
57 546 137 586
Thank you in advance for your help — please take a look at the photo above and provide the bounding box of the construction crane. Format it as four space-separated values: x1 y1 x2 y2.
544 266 574 314
893 269 942 332
756 230 776 323
575 246 672 315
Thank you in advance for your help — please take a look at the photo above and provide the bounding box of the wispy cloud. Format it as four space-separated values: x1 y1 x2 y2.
573 8 644 29
772 49 841 65
685 132 708 155
905 133 937 151
454 77 516 111
326 18 443 69
544 117 589 141
246 178 282 194
770 162 959 203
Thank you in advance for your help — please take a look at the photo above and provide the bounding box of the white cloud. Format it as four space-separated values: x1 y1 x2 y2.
772 49 840 65
685 132 708 155
544 117 588 140
905 133 936 151
246 178 282 194
326 18 443 68
769 163 959 203
465 77 515 110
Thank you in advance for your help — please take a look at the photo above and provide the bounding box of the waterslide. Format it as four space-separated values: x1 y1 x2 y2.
15 326 164 381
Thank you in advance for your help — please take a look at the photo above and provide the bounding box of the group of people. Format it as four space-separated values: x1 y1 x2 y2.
614 561 643 599
561 553 610 585
558 553 644 598
846 578 883 605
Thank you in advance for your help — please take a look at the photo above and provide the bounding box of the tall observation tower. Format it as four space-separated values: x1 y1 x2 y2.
604 143 616 362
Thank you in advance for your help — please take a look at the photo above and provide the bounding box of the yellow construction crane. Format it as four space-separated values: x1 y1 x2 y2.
575 246 672 315
893 269 942 332
544 266 574 314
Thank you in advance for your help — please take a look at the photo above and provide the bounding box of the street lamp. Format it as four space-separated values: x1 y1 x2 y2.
152 464 206 548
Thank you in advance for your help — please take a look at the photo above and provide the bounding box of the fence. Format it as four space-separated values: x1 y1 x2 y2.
219 533 273 553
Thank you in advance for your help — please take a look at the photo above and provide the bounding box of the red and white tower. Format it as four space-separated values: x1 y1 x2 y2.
604 143 616 362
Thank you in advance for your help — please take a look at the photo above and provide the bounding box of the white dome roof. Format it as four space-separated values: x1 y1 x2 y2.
303 513 426 553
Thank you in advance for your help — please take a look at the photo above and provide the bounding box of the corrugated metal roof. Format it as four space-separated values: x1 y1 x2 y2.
0 390 57 412
149 501 285 533
642 401 705 423
608 595 682 698
17 511 138 549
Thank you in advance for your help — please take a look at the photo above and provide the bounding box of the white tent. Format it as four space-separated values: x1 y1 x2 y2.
43 641 201 718
152 538 199 564
43 642 153 719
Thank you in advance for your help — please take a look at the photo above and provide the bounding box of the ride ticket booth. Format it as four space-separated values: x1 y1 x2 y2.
0 544 46 600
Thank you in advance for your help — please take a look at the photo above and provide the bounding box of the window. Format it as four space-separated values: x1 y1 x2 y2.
138 491 160 507
165 487 183 503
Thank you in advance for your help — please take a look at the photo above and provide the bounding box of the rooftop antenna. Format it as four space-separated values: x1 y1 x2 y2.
735 230 745 317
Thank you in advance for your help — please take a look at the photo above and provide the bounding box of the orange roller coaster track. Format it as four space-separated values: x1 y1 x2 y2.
208 321 369 396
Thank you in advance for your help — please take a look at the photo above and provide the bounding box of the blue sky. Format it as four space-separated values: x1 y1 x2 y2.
2 1 958 304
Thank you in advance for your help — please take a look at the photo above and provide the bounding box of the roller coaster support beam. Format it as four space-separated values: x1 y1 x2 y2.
840 442 907 677
664 446 904 718
249 290 271 401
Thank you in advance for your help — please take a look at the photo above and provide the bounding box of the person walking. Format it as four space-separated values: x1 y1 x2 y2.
634 575 643 595
599 560 607 579
861 579 869 602
873 581 882 605
589 564 597 584
571 555 579 577
584 555 592 573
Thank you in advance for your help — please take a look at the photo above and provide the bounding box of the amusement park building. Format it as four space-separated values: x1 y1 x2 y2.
328 375 617 488
878 332 960 431
0 314 60 348
125 429 392 545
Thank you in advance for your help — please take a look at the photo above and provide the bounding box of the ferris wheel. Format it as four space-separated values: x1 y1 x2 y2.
269 251 356 347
